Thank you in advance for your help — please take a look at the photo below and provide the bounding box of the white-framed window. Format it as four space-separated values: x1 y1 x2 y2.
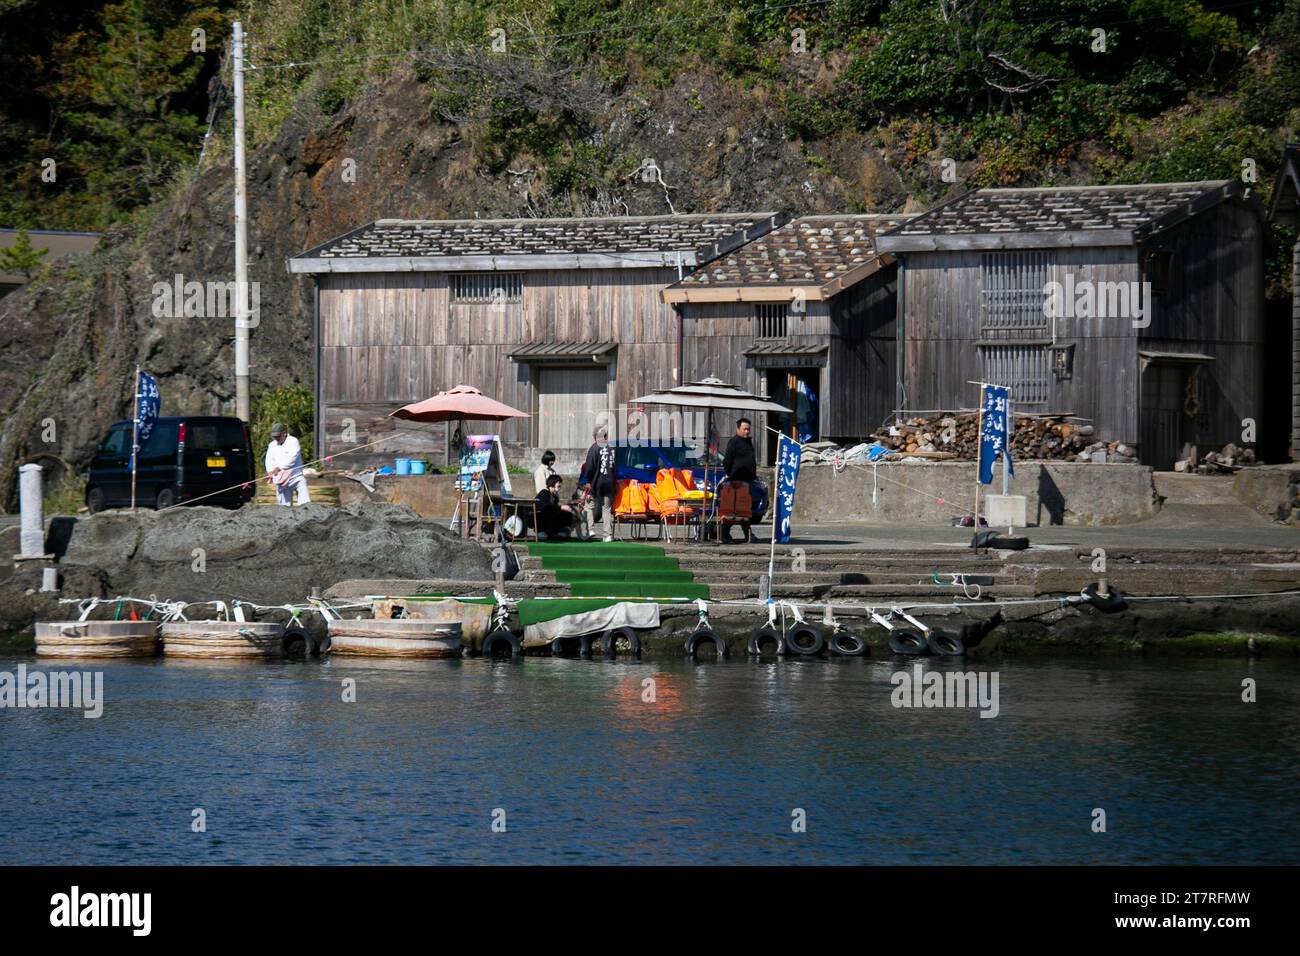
980 252 1051 334
449 272 523 304
754 303 788 340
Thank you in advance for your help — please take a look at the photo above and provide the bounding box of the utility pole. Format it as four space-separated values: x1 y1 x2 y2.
232 20 250 423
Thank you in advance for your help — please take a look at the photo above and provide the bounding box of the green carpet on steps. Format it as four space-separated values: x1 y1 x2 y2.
386 542 709 627
525 539 709 603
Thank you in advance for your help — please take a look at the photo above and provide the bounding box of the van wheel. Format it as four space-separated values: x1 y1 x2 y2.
155 487 177 509
86 487 106 514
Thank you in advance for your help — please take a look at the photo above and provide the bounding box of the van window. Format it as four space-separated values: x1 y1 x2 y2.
140 421 179 463
188 421 245 453
100 425 130 458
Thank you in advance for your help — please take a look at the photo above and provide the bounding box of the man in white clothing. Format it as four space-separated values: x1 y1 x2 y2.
265 422 311 505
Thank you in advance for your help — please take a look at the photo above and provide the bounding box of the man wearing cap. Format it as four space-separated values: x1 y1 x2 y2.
265 422 311 506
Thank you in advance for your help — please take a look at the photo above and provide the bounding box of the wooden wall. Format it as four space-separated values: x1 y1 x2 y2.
897 198 1265 465
900 247 1143 444
828 268 898 438
679 300 829 462
679 267 899 452
1138 199 1265 458
317 267 682 466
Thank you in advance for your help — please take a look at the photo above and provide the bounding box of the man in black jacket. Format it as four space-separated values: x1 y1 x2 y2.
580 426 617 541
721 418 767 543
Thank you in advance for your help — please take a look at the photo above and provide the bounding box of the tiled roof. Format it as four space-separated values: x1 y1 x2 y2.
290 214 781 272
876 181 1242 251
666 215 910 292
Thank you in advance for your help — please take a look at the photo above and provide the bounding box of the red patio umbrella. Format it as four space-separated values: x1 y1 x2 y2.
390 385 530 423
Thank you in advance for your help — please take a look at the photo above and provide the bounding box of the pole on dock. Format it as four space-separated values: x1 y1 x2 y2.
232 20 250 423
130 365 140 511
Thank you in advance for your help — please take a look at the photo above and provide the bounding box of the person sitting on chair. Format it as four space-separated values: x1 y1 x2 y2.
721 417 767 543
535 474 579 540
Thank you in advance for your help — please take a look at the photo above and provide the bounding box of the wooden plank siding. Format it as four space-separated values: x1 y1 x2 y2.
896 197 1264 466
317 267 683 467
1137 199 1265 459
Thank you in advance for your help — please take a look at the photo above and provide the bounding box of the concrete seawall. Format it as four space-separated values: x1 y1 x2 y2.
332 460 1159 527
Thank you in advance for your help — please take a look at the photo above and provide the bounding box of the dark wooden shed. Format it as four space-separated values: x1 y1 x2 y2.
661 214 909 462
874 181 1266 470
1267 144 1300 460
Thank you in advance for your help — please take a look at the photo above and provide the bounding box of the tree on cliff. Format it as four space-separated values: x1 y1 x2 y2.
0 229 49 279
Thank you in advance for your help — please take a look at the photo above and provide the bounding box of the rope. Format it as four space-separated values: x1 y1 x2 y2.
51 587 1300 633
153 434 398 512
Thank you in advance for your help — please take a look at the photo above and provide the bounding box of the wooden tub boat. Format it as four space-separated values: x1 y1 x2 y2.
34 621 159 658
161 621 284 659
327 619 462 659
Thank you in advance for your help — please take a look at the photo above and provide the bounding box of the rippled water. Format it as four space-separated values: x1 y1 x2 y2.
1 653 1296 865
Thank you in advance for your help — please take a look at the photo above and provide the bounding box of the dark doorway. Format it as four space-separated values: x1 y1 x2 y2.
765 368 820 460
1139 362 1189 471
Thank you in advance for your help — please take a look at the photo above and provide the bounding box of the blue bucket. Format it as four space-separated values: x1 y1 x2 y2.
409 460 427 475
395 458 411 475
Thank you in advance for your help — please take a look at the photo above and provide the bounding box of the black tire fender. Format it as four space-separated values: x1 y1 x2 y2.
926 628 966 657
281 626 315 659
888 628 929 656
828 628 869 657
785 623 826 656
482 627 522 659
685 626 726 660
1082 582 1128 613
747 625 783 656
600 626 641 659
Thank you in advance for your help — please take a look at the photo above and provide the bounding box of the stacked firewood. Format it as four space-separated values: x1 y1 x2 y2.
1174 443 1257 474
872 412 1101 461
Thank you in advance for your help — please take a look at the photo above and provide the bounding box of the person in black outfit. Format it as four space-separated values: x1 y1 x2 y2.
579 426 618 541
535 474 578 540
721 417 767 543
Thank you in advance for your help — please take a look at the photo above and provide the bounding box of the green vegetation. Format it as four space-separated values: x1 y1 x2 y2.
1 0 1296 284
251 383 313 463
0 229 49 278
44 472 88 516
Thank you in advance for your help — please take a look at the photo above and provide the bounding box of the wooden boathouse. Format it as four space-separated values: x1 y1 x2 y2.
661 214 909 462
1268 144 1300 460
288 213 781 467
874 181 1267 470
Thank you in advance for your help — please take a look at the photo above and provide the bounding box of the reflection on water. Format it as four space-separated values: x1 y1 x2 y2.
1 653 1296 865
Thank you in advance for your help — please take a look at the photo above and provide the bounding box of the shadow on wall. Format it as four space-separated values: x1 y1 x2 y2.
1037 468 1065 526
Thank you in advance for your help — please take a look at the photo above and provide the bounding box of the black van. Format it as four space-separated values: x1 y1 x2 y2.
86 416 256 512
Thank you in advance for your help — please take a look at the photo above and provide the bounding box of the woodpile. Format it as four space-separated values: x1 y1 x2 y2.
1173 443 1257 474
871 412 1119 462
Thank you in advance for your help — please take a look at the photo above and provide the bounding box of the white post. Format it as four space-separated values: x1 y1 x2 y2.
18 464 45 557
130 365 140 511
232 20 251 423
1003 387 1012 533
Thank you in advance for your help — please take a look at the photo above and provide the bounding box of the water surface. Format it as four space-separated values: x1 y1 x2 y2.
1 653 1296 864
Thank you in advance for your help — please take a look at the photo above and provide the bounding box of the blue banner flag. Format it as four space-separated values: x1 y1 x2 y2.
977 384 1014 485
131 370 160 470
774 434 802 544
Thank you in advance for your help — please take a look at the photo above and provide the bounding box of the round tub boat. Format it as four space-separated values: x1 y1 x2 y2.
327 619 462 659
161 621 284 659
34 621 159 658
